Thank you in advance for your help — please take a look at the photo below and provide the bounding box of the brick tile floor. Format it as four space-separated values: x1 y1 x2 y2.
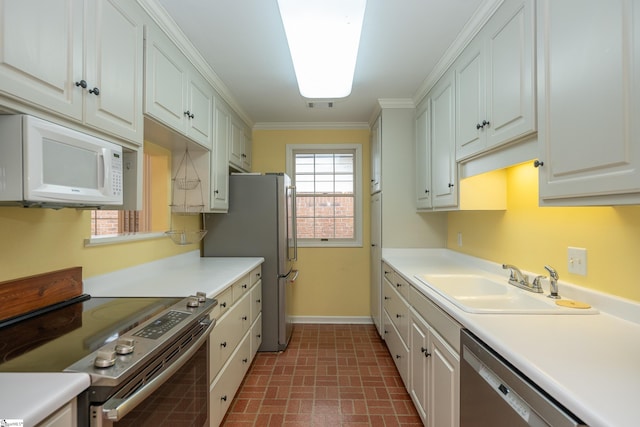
221 324 423 426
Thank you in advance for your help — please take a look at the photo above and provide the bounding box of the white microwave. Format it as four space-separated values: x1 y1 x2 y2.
0 115 124 208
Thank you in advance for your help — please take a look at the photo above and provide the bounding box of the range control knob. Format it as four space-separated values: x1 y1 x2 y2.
94 349 116 368
196 291 207 303
115 338 135 355
187 296 200 308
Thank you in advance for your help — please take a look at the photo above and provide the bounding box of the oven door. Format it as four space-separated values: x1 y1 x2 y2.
90 321 213 427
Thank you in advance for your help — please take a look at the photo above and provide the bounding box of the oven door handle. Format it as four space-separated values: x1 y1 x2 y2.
102 318 216 421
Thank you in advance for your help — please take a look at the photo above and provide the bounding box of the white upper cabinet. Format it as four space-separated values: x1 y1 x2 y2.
211 98 230 212
537 0 640 205
456 0 535 160
431 73 458 209
370 115 382 194
85 0 144 144
415 102 432 209
0 0 144 145
229 117 252 171
145 23 213 149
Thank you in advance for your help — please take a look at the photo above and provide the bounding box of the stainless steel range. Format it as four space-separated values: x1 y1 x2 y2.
0 293 217 427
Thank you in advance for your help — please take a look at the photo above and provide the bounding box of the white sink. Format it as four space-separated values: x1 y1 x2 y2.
415 273 598 315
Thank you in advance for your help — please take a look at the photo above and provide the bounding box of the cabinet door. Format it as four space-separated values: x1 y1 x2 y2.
229 119 244 169
485 0 535 149
144 24 188 134
455 38 485 160
410 313 430 423
185 71 214 148
0 0 83 120
430 331 460 427
211 100 230 211
370 192 382 336
85 0 144 145
242 130 252 171
537 0 640 204
415 102 432 209
370 115 382 194
431 74 458 208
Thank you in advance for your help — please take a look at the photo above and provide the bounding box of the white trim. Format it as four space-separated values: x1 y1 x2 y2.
84 231 168 247
291 316 373 324
377 98 415 109
253 122 370 130
286 143 363 248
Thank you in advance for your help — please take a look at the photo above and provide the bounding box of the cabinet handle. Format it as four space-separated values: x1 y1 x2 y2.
221 395 228 402
220 341 227 348
534 160 544 168
448 183 455 188
75 79 87 89
89 87 100 96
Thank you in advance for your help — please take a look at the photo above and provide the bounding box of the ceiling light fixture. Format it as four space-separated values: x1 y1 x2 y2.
277 0 367 99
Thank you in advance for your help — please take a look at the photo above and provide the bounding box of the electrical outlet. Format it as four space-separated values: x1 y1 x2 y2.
567 247 587 275
457 232 463 247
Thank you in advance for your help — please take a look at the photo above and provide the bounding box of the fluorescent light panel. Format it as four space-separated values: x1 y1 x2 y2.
277 0 367 99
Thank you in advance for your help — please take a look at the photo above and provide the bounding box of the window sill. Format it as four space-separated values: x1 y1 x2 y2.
84 231 167 247
297 240 363 248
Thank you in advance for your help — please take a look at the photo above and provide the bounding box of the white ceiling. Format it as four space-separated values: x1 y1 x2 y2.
154 0 487 126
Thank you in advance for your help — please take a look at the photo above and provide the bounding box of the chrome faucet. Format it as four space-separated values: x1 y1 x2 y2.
544 265 560 299
502 264 543 293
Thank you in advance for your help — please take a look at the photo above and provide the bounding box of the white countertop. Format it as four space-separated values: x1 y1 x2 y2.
0 373 90 427
383 248 640 427
0 252 263 426
83 251 264 298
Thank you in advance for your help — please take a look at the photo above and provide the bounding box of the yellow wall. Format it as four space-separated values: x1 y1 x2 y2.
448 163 640 302
0 141 199 284
252 128 371 317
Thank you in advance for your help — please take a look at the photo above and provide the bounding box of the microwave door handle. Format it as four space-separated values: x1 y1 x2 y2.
98 148 107 190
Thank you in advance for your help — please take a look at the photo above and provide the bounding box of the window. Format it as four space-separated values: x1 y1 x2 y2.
287 144 362 247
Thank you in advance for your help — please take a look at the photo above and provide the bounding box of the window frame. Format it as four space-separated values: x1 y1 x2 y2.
286 143 363 248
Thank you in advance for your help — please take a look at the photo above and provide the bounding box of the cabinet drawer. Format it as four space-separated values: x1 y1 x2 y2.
250 281 262 324
393 272 411 300
209 308 241 379
383 310 409 387
249 266 262 286
383 279 410 345
232 273 250 303
215 287 233 318
382 262 394 285
410 287 462 353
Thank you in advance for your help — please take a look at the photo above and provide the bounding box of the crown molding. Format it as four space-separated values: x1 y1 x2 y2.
413 0 504 105
253 122 370 131
136 0 254 128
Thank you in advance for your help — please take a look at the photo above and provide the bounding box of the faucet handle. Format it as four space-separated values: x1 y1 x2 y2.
532 275 546 291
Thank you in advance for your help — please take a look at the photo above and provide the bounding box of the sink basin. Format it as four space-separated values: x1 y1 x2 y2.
415 274 598 315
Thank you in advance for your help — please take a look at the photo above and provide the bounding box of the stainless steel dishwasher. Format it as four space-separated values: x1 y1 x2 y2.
460 330 587 427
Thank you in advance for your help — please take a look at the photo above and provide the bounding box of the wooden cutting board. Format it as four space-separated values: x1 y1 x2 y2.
0 267 83 322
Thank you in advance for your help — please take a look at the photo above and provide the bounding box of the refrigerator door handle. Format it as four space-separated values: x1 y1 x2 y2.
290 185 298 261
290 269 299 283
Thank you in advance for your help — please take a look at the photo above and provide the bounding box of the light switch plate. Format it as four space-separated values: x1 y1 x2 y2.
568 247 587 275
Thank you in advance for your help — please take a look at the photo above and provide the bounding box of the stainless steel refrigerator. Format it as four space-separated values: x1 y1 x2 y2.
202 173 297 351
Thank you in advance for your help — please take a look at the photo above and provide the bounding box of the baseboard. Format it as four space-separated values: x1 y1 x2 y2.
290 316 373 324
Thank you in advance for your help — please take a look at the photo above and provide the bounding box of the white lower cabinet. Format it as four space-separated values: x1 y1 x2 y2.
36 399 76 427
209 268 262 427
383 265 461 427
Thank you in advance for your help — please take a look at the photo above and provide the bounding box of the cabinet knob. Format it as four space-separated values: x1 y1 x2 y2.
220 341 227 348
256 299 261 303
242 358 248 363
425 189 430 194
396 314 402 318
476 123 483 130
396 354 401 359
220 302 227 308
482 120 490 127
242 316 248 321
421 347 431 358
257 334 261 338
534 160 544 168
221 395 228 402
448 183 455 188
89 87 100 96
384 296 390 300
75 79 87 89
396 283 402 288
184 110 194 119
214 189 219 194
